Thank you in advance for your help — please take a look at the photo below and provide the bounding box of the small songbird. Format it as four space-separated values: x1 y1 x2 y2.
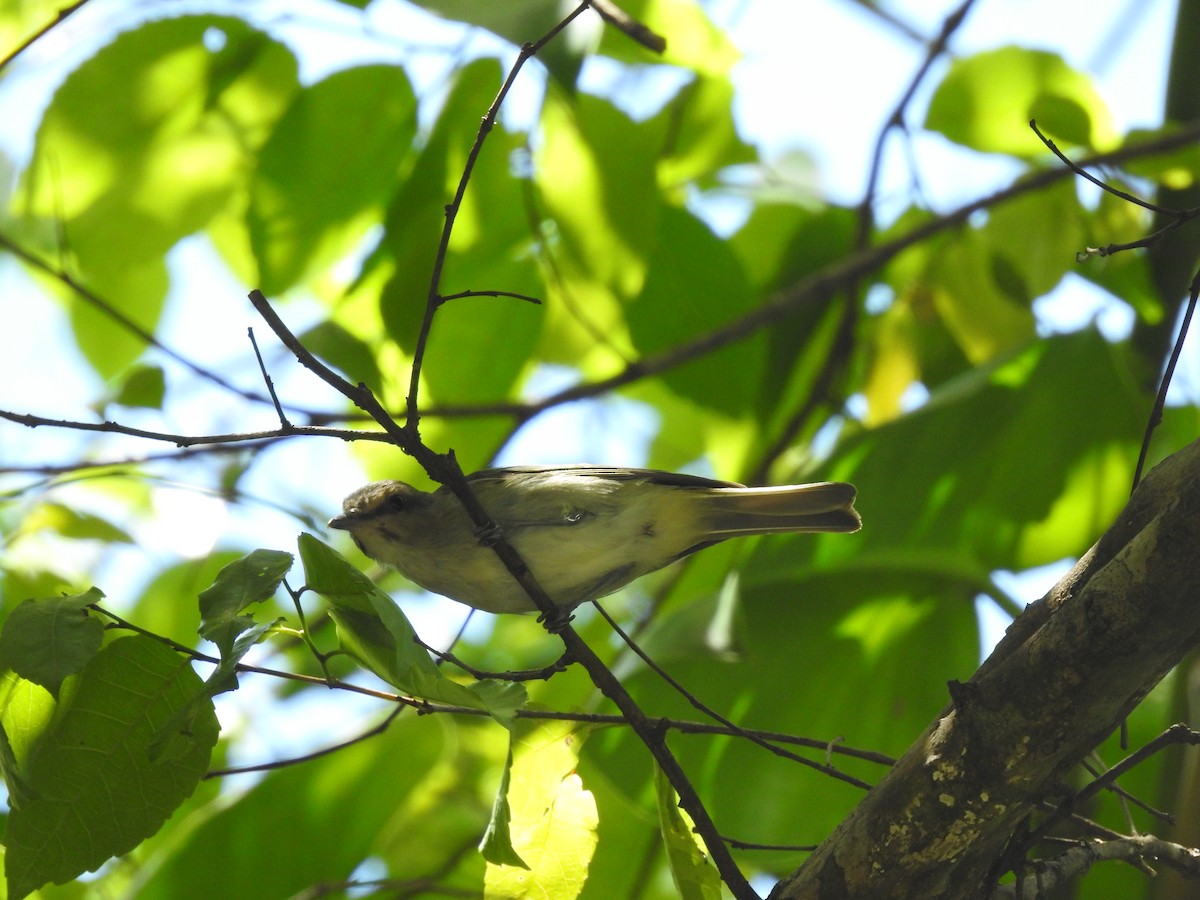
328 465 860 615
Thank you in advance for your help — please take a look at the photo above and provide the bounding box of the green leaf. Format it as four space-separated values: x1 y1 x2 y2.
0 589 105 697
653 73 756 190
925 46 1115 156
534 91 660 359
481 746 529 868
20 503 133 544
654 766 722 900
983 177 1085 301
628 205 761 415
838 329 1145 570
0 673 56 809
730 203 857 424
197 548 294 657
595 0 738 75
112 362 166 410
299 534 526 724
248 64 417 294
16 16 298 377
484 718 597 898
297 320 383 389
178 549 295 720
132 708 462 900
413 0 589 88
4 636 219 900
927 228 1036 364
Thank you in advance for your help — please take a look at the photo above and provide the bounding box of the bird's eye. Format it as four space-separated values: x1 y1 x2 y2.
386 493 406 513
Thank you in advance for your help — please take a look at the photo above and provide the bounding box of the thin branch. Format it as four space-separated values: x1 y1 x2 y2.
248 327 291 428
858 0 976 244
1030 118 1183 216
1030 121 1200 492
0 0 91 75
722 836 818 853
594 602 873 791
0 231 287 410
507 121 1200 421
1025 724 1200 850
206 706 406 778
95 599 893 773
991 835 1200 899
0 407 376 449
438 289 542 306
753 0 975 484
404 3 592 434
1134 268 1199 489
416 635 574 681
587 0 667 53
250 289 759 897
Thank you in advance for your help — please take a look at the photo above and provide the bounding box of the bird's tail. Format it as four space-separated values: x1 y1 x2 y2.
703 482 860 536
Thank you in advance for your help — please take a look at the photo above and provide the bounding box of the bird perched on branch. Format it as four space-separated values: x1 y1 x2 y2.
329 465 860 616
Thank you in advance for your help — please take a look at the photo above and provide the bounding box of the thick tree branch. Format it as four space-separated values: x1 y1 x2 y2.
769 437 1200 899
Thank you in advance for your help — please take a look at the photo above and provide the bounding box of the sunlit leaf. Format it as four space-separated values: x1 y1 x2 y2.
17 15 298 377
484 718 597 898
19 504 133 544
481 746 529 868
926 46 1115 156
928 228 1036 364
248 64 417 294
653 73 755 190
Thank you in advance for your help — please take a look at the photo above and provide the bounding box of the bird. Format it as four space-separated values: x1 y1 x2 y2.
328 465 860 616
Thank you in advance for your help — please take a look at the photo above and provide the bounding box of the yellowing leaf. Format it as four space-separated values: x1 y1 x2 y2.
484 719 598 899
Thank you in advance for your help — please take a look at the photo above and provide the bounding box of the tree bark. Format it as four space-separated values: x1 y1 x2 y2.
769 437 1200 899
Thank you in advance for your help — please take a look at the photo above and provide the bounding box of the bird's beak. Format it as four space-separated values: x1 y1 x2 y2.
328 514 351 530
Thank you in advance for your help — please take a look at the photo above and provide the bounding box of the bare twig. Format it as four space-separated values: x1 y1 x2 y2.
1134 268 1199 489
206 706 406 778
992 835 1200 899
0 231 288 410
594 602 873 791
248 327 292 428
747 0 977 483
404 4 592 434
438 289 542 306
1030 118 1184 216
1027 121 1200 492
587 0 667 53
1024 724 1200 850
0 407 369 450
0 0 91 74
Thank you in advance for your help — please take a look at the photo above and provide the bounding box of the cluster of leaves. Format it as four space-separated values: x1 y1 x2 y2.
1 1 1200 898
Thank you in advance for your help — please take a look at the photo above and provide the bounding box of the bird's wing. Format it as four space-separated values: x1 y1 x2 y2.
462 466 732 529
467 465 742 490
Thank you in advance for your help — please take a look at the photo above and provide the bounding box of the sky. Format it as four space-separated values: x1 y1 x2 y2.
0 0 1190 757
